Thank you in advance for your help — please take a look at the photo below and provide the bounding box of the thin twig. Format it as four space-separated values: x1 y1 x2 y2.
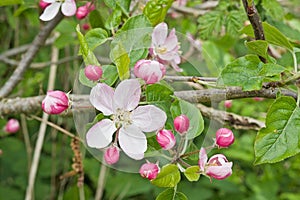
25 45 59 200
95 164 107 200
0 12 64 99
20 114 32 171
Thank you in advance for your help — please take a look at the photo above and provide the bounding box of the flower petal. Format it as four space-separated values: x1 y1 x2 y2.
118 125 147 160
39 2 61 21
90 83 114 116
164 29 178 51
86 119 116 148
131 105 167 132
113 79 141 111
43 0 55 3
206 162 233 180
198 147 208 172
61 0 77 16
152 22 168 46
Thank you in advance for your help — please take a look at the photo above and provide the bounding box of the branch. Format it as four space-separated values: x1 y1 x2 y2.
197 103 264 130
1 87 297 116
0 12 64 99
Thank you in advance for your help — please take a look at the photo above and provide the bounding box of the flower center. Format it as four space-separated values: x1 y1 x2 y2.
156 46 168 54
113 108 132 128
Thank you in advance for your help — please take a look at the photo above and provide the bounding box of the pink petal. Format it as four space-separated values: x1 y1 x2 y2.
206 162 233 180
131 105 167 132
118 125 147 160
113 79 141 111
39 2 61 21
90 83 114 116
170 59 183 72
198 147 207 171
164 29 178 51
61 0 77 16
86 119 116 148
152 23 168 46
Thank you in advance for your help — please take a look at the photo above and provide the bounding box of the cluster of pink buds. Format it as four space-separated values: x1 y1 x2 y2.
199 148 233 180
42 90 69 114
4 119 20 134
76 2 95 20
139 161 160 180
84 65 103 81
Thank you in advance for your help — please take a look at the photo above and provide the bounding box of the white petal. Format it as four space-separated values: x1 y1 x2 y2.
61 0 77 16
118 125 147 160
43 0 55 3
39 2 61 21
113 79 141 111
131 105 167 132
152 23 168 46
90 83 114 116
164 29 178 51
86 119 116 148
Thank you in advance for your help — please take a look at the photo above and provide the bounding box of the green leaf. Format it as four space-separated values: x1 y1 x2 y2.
262 0 284 20
76 25 100 66
255 96 300 164
156 188 188 200
110 42 130 80
105 9 122 30
79 68 97 88
245 40 269 58
184 166 200 182
143 0 174 26
198 11 223 39
89 10 105 29
241 22 293 50
101 65 118 86
170 99 204 139
85 28 108 50
219 55 286 91
151 164 181 187
225 10 244 36
0 0 22 6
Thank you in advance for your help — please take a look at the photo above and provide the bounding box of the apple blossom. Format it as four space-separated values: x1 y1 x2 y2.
215 128 234 148
84 65 103 81
174 114 190 135
104 146 120 165
40 0 77 21
139 161 160 180
4 119 20 133
134 59 166 84
42 90 69 114
86 79 167 160
199 148 233 180
76 2 95 20
151 22 182 72
156 129 176 150
39 0 51 10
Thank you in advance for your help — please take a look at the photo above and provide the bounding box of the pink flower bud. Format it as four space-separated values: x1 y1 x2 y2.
84 65 103 81
42 90 69 114
104 146 120 165
39 0 50 10
174 114 190 135
215 128 234 148
206 154 233 180
224 100 232 108
4 119 20 133
82 23 90 30
134 59 166 84
76 2 95 20
156 129 176 150
139 162 160 180
253 97 264 101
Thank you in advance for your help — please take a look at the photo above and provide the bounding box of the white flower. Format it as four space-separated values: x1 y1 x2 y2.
40 0 77 21
86 79 167 160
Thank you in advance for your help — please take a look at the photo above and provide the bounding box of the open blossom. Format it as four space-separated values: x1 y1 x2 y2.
4 119 20 133
42 90 69 114
215 128 234 148
76 2 95 20
86 79 167 160
156 129 176 150
199 148 233 180
151 22 182 72
139 161 160 180
104 146 120 165
134 60 166 84
40 0 76 21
